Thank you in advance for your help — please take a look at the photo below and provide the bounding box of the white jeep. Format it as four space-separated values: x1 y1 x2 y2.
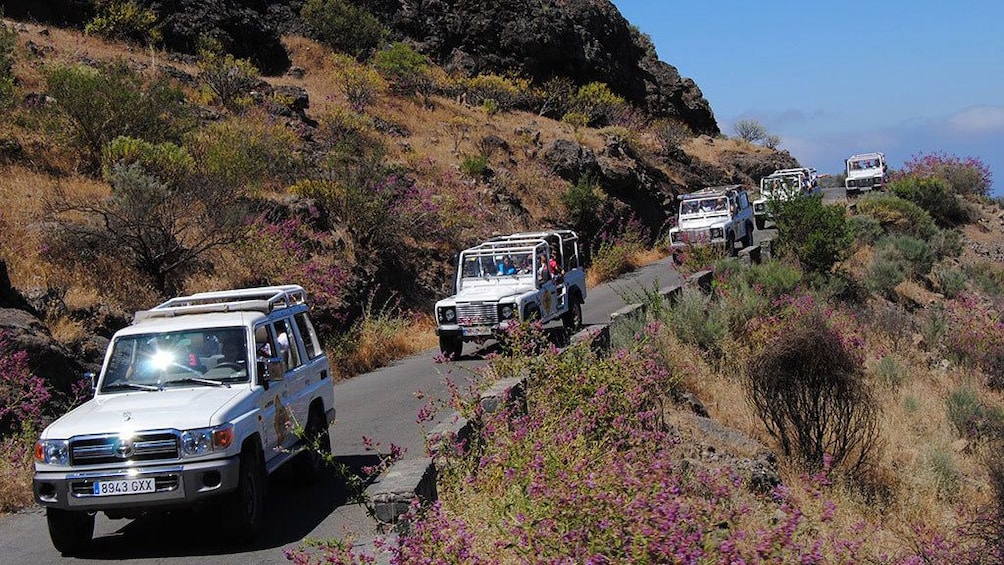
845 152 888 195
33 285 335 554
753 168 820 229
434 230 587 359
668 185 755 254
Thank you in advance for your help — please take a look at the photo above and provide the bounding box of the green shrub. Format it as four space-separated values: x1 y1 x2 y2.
186 113 302 192
561 176 606 239
889 175 972 227
458 73 530 113
85 0 161 45
772 194 852 275
854 193 937 240
876 356 906 387
560 111 589 133
743 259 803 299
925 447 960 500
933 265 967 298
197 49 260 110
663 286 728 355
459 153 488 179
372 42 431 94
101 136 195 186
46 61 191 171
919 303 947 350
847 214 883 245
570 82 626 127
946 387 1004 442
964 262 1004 298
300 0 385 59
330 56 385 112
880 234 935 277
864 248 907 298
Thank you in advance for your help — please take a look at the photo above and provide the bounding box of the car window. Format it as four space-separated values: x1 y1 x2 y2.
276 317 302 371
295 312 322 360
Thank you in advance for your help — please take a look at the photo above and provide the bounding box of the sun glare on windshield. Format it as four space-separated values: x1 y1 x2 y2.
150 349 175 371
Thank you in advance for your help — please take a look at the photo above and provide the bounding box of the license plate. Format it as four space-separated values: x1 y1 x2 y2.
92 478 156 496
463 326 492 337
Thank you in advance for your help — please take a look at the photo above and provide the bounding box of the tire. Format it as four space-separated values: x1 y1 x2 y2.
725 231 736 256
562 301 582 332
741 223 754 248
224 447 265 544
438 335 463 360
47 508 94 555
755 217 765 231
295 407 330 483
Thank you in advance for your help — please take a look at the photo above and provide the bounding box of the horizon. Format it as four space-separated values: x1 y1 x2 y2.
611 0 1004 196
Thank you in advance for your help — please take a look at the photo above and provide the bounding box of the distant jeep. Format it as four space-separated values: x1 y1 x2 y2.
434 230 587 359
668 185 755 255
753 168 820 229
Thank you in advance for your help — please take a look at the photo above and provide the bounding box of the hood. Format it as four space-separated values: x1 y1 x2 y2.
677 214 728 231
41 387 246 439
454 281 535 303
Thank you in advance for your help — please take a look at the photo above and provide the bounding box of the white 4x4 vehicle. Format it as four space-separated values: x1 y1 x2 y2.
845 152 888 194
753 168 821 229
434 230 587 358
669 185 755 254
33 285 335 554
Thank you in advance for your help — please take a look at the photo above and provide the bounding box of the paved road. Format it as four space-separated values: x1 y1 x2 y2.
0 256 683 565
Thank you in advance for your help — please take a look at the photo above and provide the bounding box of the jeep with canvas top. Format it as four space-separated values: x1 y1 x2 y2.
434 230 586 359
33 285 335 554
668 185 755 255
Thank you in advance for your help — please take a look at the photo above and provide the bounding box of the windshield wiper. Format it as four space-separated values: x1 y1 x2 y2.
102 382 161 392
170 377 229 388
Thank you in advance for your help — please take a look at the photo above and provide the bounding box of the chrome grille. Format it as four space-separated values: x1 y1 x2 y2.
70 431 180 465
456 303 498 326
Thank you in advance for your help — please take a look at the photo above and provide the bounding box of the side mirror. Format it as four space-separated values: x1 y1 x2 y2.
85 371 97 390
256 356 285 389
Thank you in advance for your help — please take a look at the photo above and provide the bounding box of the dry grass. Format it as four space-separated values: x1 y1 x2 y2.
331 314 439 381
0 445 34 513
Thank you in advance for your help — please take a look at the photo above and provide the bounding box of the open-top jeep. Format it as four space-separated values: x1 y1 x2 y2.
668 185 755 255
753 168 820 229
33 285 335 554
434 230 587 359
845 152 888 195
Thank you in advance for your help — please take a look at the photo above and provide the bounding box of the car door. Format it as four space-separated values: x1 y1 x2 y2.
253 322 290 460
274 315 311 451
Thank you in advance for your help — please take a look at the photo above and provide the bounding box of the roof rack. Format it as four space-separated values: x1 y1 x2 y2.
133 285 308 322
679 185 742 200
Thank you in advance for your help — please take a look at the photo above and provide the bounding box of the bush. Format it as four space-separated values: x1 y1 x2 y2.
875 356 906 387
944 296 1004 389
946 386 1004 442
459 153 488 179
561 175 606 239
847 214 883 245
742 259 803 299
662 286 729 355
933 265 967 298
0 14 15 111
46 61 192 171
745 308 877 473
330 53 385 112
772 194 852 275
864 247 907 298
197 49 260 111
300 0 385 59
652 118 693 153
372 42 431 94
880 234 935 277
458 73 530 113
889 175 973 227
732 118 767 143
854 193 937 240
570 81 626 127
902 151 993 197
964 262 1004 298
101 136 195 186
85 0 161 45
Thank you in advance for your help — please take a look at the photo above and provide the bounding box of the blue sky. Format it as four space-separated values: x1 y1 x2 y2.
610 0 1004 194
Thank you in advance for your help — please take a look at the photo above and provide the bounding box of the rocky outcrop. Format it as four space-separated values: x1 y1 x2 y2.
378 0 719 135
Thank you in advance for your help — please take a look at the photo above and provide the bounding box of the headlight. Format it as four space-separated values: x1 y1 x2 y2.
498 304 515 320
710 228 724 239
181 424 233 457
34 439 70 466
670 232 681 243
438 307 456 323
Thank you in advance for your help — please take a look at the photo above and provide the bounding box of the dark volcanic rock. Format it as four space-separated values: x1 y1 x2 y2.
377 0 719 135
542 139 599 182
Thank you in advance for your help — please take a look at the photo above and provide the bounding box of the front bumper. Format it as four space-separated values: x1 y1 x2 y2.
34 455 241 512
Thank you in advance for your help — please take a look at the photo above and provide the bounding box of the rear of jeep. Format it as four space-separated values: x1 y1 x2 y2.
33 285 334 554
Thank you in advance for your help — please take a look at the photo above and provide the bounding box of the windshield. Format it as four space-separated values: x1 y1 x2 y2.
680 197 727 216
100 327 250 392
849 158 880 171
460 252 534 278
762 175 801 194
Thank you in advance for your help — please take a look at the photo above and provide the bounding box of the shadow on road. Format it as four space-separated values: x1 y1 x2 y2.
70 454 384 560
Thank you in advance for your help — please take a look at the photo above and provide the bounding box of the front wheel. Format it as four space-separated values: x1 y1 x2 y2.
47 508 94 555
755 216 765 230
224 447 265 544
741 223 754 247
295 408 331 482
439 335 463 360
725 231 736 256
562 301 582 332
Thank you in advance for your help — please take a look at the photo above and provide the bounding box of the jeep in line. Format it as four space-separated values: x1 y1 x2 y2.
434 230 587 359
753 168 820 230
668 185 755 255
33 285 335 554
845 152 888 195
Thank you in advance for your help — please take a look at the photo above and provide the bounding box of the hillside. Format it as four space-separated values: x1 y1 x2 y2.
5 4 1004 562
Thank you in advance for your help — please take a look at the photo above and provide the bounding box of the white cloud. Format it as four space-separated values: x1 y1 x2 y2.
947 106 1004 134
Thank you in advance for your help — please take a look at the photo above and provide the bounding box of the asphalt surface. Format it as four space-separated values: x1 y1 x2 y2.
0 255 684 565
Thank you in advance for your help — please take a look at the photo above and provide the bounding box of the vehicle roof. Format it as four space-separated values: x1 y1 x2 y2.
117 310 267 337
680 185 744 200
127 285 309 332
848 152 884 160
